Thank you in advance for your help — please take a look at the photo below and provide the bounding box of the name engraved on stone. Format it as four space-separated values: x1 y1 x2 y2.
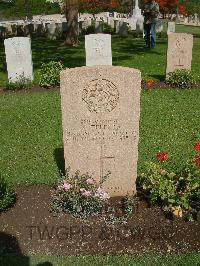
82 79 119 113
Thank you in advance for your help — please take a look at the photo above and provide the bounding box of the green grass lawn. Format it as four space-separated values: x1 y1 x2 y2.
0 24 200 86
1 89 200 185
1 253 200 266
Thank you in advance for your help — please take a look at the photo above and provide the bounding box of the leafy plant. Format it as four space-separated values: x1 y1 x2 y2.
50 170 111 219
166 69 195 89
103 23 115 34
6 76 33 90
137 159 200 219
0 176 15 212
82 24 95 35
38 61 64 88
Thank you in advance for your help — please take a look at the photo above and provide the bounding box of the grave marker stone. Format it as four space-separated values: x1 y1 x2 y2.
95 20 103 33
4 37 33 83
166 33 193 76
85 34 112 66
60 66 141 196
167 21 175 34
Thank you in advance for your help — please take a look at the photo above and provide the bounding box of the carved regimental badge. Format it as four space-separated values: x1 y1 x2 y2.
82 79 119 113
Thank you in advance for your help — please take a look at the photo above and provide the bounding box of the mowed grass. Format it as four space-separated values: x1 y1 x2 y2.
1 89 200 184
1 253 200 266
0 24 200 86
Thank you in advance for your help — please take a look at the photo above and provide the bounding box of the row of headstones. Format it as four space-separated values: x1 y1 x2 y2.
0 16 176 41
79 18 176 35
0 21 68 40
184 14 200 25
4 32 193 83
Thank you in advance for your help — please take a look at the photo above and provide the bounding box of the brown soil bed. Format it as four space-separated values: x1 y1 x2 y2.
0 82 200 94
0 85 59 94
142 81 200 90
0 185 199 255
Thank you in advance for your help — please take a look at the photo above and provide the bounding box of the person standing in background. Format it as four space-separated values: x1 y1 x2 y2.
143 0 159 48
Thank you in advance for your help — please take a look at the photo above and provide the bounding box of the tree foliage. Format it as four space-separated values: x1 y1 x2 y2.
2 0 60 18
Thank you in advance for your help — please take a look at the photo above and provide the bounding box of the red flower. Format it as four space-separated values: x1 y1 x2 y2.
146 79 154 88
194 156 200 167
194 142 200 151
156 152 168 161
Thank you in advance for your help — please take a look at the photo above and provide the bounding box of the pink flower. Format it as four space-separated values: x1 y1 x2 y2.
80 188 92 197
63 181 72 191
86 178 95 185
95 187 110 200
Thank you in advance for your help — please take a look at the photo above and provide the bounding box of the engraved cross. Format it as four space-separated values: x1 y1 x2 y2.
175 58 184 67
100 144 114 178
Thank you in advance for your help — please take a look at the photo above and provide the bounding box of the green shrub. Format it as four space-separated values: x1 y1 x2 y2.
0 176 15 212
166 69 195 89
137 161 200 219
6 76 33 90
51 170 111 219
83 24 95 35
103 23 115 34
38 61 64 88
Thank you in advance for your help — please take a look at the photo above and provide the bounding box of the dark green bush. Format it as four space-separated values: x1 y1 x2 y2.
166 69 195 89
83 24 95 35
103 23 115 34
0 176 15 212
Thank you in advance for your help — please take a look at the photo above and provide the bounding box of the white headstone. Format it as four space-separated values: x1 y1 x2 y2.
156 20 163 33
127 18 137 31
85 34 112 66
166 33 193 76
107 17 115 29
47 23 57 39
4 37 33 83
167 22 175 34
136 17 144 33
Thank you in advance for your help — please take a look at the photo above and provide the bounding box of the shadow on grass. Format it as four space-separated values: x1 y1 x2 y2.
0 232 53 265
31 35 85 69
54 148 65 176
151 74 166 81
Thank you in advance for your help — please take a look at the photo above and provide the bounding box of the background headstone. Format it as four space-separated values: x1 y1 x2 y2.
136 17 144 33
166 33 193 76
4 37 33 83
60 66 141 197
85 34 112 66
156 20 163 33
167 21 175 34
95 20 103 33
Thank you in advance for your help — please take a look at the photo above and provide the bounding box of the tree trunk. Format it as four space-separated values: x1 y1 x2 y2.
65 0 79 45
